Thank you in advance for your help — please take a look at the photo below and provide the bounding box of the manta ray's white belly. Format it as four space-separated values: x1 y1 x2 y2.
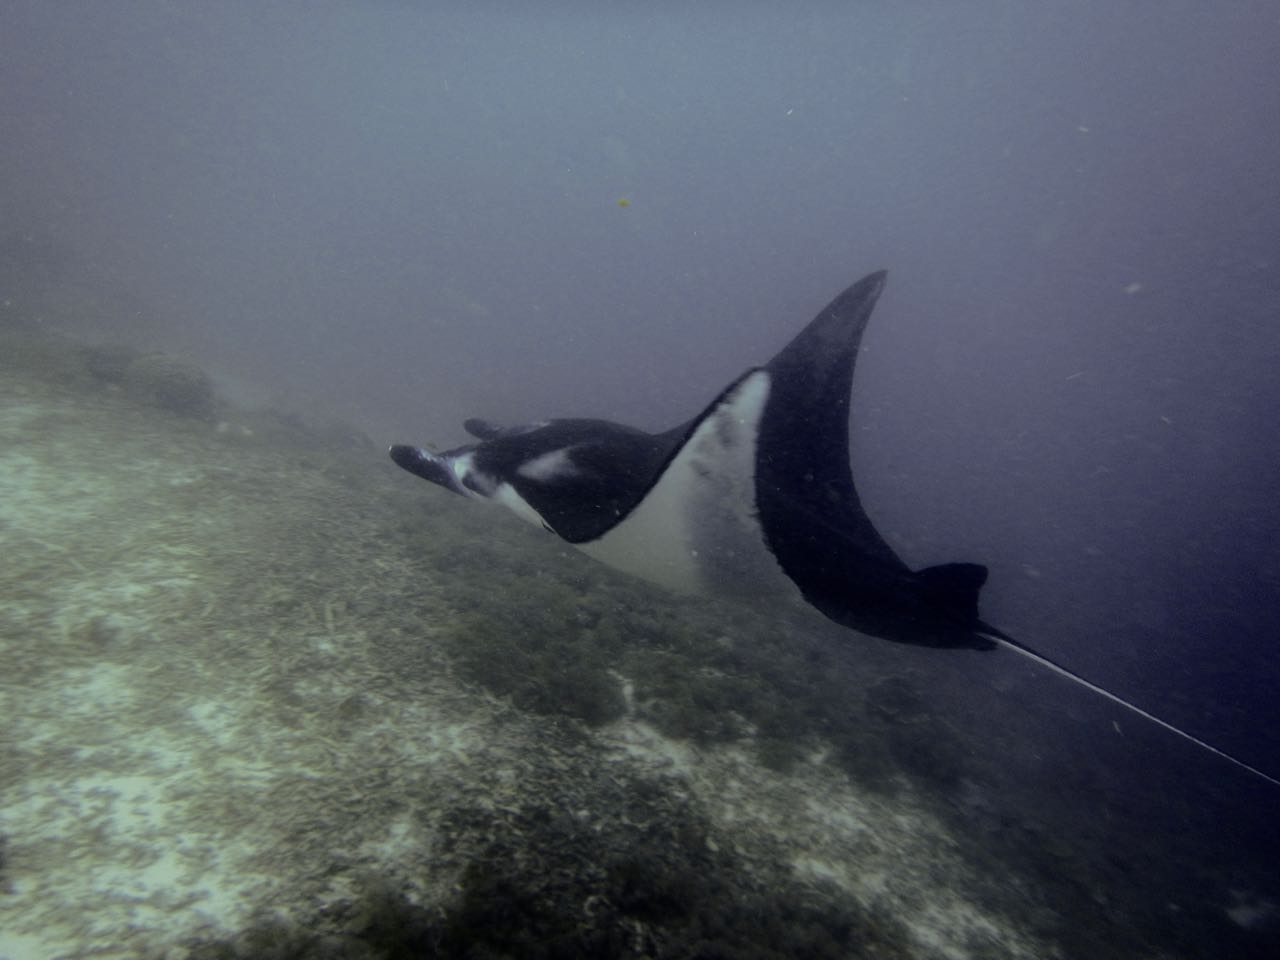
579 371 803 605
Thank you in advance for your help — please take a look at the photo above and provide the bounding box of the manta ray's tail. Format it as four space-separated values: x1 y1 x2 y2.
976 622 1280 788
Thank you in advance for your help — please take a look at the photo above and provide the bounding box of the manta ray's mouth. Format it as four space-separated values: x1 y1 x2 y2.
388 445 465 495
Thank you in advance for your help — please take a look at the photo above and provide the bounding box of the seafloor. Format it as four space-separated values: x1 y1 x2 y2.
1 316 1276 960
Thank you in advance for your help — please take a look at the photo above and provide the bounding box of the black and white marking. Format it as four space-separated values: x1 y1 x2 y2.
390 270 1278 788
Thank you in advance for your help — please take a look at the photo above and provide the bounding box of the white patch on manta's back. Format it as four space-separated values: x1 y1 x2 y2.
516 447 578 482
579 370 802 604
449 452 484 496
451 452 474 478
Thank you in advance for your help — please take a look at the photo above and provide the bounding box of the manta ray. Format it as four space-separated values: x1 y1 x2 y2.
390 270 1276 787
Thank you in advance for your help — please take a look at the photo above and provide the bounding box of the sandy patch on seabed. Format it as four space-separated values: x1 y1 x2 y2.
0 367 1049 959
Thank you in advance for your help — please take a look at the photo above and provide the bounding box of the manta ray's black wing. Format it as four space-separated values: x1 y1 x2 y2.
463 417 692 543
486 363 780 544
753 274 1280 786
463 418 506 440
752 271 945 639
756 270 907 571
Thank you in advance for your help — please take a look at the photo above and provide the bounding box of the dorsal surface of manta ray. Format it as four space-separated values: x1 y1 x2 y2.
390 270 1278 788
